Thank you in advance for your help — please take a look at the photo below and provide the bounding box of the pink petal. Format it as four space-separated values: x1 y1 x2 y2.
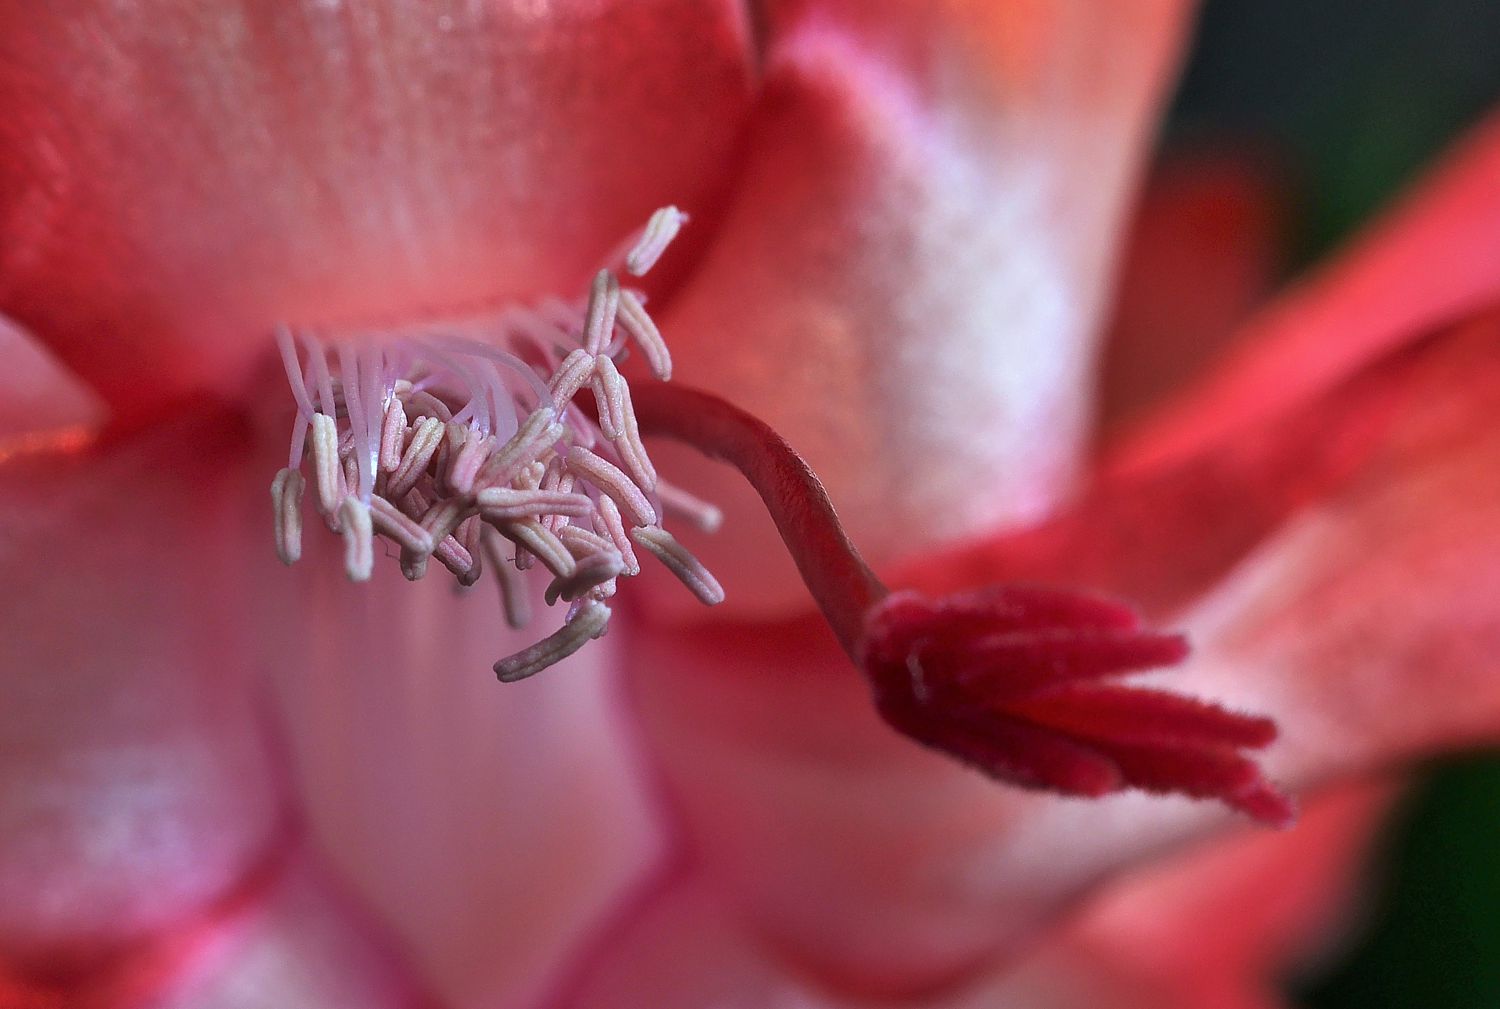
1059 781 1397 1007
644 0 1193 614
266 547 659 1008
554 785 1391 1008
0 0 755 422
0 407 659 1006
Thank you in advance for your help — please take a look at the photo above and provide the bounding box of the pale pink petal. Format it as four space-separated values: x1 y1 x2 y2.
265 550 659 1009
0 0 755 421
645 0 1193 614
1064 781 1397 1002
0 312 105 452
557 782 1392 1007
0 404 659 1006
145 855 439 1009
0 416 285 965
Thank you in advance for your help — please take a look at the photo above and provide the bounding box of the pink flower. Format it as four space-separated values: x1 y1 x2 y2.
1 3 1498 1007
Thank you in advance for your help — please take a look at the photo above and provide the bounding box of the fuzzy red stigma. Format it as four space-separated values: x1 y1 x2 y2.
861 588 1293 826
632 383 1294 826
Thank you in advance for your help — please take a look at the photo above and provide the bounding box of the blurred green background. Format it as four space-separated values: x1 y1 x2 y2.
1162 2 1500 1005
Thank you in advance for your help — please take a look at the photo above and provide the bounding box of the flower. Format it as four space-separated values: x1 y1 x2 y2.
1 4 1499 1009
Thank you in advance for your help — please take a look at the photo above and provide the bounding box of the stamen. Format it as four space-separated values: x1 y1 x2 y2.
656 479 723 533
418 497 472 547
369 495 434 555
582 270 620 357
494 599 611 683
447 428 495 496
482 527 532 630
310 414 343 519
338 497 374 581
550 348 596 403
591 494 641 576
629 526 725 605
379 399 407 473
617 290 672 380
456 516 484 586
566 446 657 527
475 409 565 489
558 523 617 559
432 533 475 581
273 209 719 687
387 416 445 498
609 375 657 492
496 518 575 580
590 353 627 440
475 487 596 522
545 551 626 606
270 468 305 565
624 205 687 276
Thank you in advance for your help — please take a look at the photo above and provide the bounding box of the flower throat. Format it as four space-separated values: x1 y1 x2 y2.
270 207 723 680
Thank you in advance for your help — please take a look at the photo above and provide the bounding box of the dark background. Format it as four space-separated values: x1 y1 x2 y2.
1162 2 1500 1005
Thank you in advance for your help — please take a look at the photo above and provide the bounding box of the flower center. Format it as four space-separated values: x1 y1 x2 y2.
269 207 723 680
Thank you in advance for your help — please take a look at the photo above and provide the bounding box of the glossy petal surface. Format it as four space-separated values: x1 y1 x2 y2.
0 0 755 420
649 0 1191 613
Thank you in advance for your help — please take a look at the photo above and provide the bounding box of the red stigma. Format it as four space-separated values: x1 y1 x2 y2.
861 587 1294 826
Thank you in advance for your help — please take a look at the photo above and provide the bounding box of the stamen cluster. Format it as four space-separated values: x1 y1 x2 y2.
271 208 722 680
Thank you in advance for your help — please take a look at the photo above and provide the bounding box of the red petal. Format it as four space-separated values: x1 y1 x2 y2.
1122 105 1500 472
1098 145 1291 433
0 314 105 455
0 1 755 422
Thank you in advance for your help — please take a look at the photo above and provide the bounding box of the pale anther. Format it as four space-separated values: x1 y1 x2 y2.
582 270 621 357
592 495 641 576
625 206 686 276
475 409 565 489
339 497 375 582
558 524 617 560
617 290 672 380
475 487 595 522
591 354 627 439
498 518 576 579
550 349 596 403
379 399 407 472
657 480 724 534
494 600 612 682
482 528 532 630
630 526 725 605
566 446 657 527
369 496 434 555
387 417 445 498
545 551 626 606
271 468 306 565
310 413 343 517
